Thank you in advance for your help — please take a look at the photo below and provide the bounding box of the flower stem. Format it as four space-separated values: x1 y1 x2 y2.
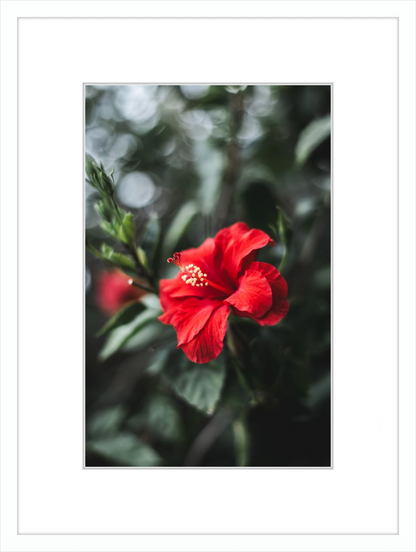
128 279 157 294
278 244 288 273
233 417 249 467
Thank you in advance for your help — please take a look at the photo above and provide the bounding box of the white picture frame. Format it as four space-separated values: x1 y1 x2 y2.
1 1 414 551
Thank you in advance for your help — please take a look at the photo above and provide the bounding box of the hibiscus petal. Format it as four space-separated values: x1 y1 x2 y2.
179 237 216 272
215 223 274 282
231 290 289 326
181 237 232 293
158 309 177 325
161 297 222 347
159 273 208 308
247 261 280 282
248 261 288 298
180 304 230 364
214 222 249 256
225 270 272 318
255 282 290 326
159 237 230 308
230 261 289 326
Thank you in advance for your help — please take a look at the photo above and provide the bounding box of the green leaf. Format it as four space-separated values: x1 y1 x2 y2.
118 212 136 247
128 395 182 442
86 238 107 261
166 356 226 414
100 220 120 240
100 243 135 270
95 198 113 223
110 252 136 270
88 406 126 438
85 154 101 191
99 308 161 361
121 321 173 354
140 215 161 266
162 201 199 260
295 115 331 166
85 154 114 195
87 433 162 466
140 293 162 310
145 348 171 376
100 243 115 258
96 301 145 338
137 246 148 271
85 153 98 176
87 239 135 274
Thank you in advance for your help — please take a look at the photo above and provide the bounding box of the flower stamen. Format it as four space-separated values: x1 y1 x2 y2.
167 252 229 294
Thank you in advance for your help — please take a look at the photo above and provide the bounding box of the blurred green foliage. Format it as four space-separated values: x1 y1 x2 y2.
85 85 331 467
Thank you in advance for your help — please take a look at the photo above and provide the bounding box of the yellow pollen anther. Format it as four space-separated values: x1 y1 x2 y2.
168 253 232 293
176 260 210 288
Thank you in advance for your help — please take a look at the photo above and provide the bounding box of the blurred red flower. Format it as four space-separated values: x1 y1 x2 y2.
159 222 289 364
96 270 145 316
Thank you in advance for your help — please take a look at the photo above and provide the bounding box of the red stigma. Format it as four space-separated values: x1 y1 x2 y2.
167 252 184 269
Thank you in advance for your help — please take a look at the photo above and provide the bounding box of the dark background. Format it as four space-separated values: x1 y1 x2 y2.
85 85 331 467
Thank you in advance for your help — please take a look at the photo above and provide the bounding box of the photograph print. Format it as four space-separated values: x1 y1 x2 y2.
85 84 331 467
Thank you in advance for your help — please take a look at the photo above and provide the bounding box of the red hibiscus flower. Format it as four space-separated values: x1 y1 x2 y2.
96 270 146 315
159 222 289 364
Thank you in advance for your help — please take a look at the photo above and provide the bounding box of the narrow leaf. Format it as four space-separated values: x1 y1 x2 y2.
295 115 331 166
87 433 161 466
99 243 135 270
140 215 161 266
88 406 126 438
137 247 149 271
96 301 145 338
100 220 120 240
118 213 136 247
99 308 160 361
121 321 173 354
